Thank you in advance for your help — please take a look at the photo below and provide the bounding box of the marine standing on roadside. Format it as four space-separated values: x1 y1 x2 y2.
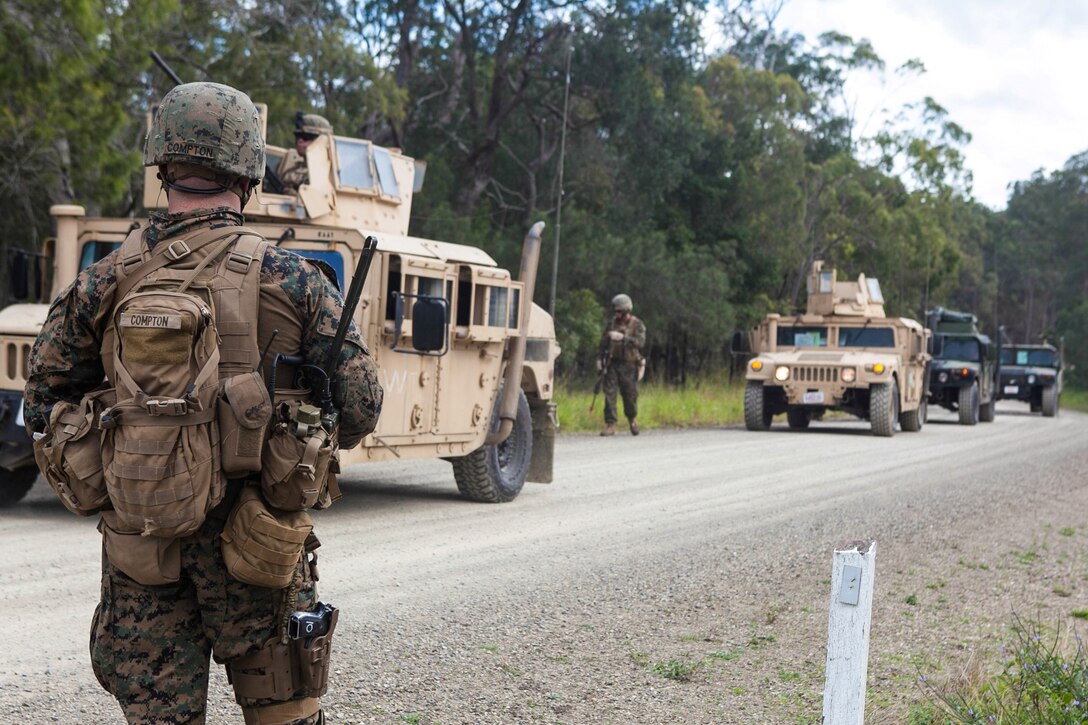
279 112 333 193
25 82 382 725
598 293 646 436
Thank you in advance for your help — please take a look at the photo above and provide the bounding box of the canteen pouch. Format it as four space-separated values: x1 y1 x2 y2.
218 372 272 475
261 397 339 512
221 486 313 589
33 388 115 516
99 511 182 586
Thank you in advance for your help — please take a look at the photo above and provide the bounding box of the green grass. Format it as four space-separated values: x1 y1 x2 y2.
553 380 1088 434
914 615 1088 723
555 375 745 433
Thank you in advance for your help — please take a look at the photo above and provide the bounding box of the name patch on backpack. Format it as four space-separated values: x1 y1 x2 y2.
120 313 183 330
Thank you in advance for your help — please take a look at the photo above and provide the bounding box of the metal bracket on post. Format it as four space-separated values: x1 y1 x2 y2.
822 539 877 725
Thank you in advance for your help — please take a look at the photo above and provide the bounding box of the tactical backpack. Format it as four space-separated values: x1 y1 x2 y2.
98 225 271 539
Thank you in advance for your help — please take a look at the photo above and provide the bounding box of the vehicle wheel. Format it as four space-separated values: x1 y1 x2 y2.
744 381 773 431
870 381 898 437
450 388 532 503
900 399 925 433
979 398 995 422
1041 385 1059 417
786 407 811 430
0 465 38 507
958 382 980 425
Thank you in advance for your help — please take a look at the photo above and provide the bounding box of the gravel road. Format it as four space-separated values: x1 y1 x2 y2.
2 401 1086 724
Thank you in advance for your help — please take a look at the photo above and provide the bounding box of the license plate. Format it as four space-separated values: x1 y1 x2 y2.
1003 385 1018 394
803 391 825 404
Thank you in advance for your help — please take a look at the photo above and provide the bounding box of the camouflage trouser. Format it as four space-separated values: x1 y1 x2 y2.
90 512 319 725
603 360 639 425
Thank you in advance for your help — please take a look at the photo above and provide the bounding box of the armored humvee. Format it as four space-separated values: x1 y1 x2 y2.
742 261 930 437
0 104 560 506
997 343 1063 416
925 307 998 425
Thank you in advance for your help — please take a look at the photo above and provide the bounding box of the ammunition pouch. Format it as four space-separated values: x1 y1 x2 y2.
33 388 115 516
219 372 273 475
260 395 340 512
226 605 339 701
99 510 182 585
240 698 322 725
221 486 313 589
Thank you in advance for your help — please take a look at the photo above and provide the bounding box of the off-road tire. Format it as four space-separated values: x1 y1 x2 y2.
870 381 898 437
900 399 925 433
979 398 995 422
744 381 772 431
958 382 980 425
0 465 38 507
450 389 532 503
786 407 811 430
1041 385 1059 417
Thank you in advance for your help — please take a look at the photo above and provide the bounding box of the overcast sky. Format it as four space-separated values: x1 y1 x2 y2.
752 0 1087 210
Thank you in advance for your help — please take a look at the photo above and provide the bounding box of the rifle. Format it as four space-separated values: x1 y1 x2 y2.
589 350 611 412
268 236 379 432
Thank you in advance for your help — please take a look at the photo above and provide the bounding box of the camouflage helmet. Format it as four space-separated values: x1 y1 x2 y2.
143 82 265 183
295 112 333 137
612 293 633 312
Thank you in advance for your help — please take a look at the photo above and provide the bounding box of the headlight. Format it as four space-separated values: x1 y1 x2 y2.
938 371 948 383
774 366 790 381
750 360 763 372
1027 374 1036 384
841 367 856 383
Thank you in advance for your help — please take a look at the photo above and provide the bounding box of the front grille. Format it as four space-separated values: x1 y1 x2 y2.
793 366 839 383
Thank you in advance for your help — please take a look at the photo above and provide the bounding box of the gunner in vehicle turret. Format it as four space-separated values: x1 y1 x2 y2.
280 111 333 193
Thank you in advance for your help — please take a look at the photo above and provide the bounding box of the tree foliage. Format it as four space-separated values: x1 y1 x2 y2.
1 0 1082 384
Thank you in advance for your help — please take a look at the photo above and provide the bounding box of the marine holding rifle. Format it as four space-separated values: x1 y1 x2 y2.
597 293 646 436
24 82 382 725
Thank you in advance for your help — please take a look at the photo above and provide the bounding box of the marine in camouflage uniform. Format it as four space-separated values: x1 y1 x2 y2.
25 83 381 725
278 113 333 194
598 293 646 436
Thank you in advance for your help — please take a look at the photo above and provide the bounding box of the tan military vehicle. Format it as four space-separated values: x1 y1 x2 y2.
741 261 930 437
0 105 560 506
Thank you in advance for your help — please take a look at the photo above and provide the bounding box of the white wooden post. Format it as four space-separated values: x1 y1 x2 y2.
822 540 877 725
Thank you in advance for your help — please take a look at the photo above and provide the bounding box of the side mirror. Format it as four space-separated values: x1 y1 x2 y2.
929 334 943 357
412 298 447 352
9 250 29 300
730 330 751 355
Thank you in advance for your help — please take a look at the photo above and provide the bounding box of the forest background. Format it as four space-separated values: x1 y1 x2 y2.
2 0 1085 387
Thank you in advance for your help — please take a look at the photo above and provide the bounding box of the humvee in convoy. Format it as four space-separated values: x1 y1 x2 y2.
925 307 998 425
740 261 930 437
997 343 1063 417
0 104 560 506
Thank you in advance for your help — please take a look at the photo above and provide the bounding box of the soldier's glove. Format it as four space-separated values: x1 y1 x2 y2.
608 330 624 341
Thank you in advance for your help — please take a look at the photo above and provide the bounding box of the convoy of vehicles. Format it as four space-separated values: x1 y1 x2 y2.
0 105 560 506
925 307 999 425
740 262 931 437
997 343 1063 417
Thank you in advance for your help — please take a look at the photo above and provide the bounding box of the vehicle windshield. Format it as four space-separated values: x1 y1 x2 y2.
838 326 895 348
777 326 827 347
1001 348 1059 367
938 337 980 362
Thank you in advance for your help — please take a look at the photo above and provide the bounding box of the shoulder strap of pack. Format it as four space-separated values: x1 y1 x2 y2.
112 225 250 305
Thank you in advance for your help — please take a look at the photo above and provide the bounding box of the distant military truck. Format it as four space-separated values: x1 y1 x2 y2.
997 343 1063 417
0 103 560 506
925 307 998 425
742 261 931 437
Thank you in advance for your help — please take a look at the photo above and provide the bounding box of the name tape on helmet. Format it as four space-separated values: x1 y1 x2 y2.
165 142 217 159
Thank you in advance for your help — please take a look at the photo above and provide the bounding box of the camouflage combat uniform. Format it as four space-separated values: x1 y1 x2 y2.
25 207 383 724
598 313 646 426
278 149 308 193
